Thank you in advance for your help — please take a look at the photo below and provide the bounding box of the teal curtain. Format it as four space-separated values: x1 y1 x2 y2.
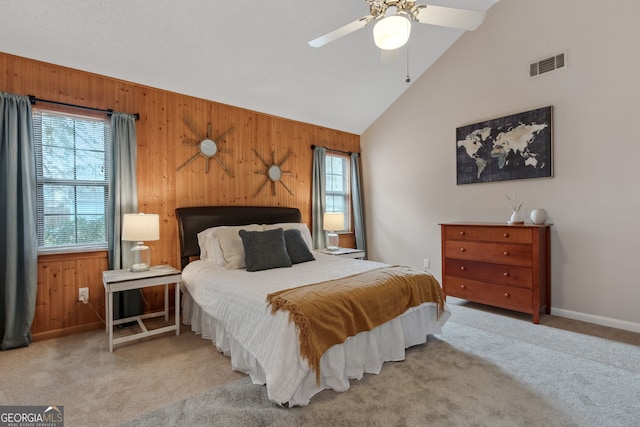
311 147 326 249
108 112 141 320
0 92 37 350
108 112 138 270
350 153 367 257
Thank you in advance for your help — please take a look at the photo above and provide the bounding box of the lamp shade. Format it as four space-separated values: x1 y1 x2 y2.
323 212 345 231
373 15 411 50
122 213 160 242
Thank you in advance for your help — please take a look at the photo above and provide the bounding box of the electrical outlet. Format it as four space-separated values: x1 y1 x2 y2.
78 287 89 302
423 258 430 269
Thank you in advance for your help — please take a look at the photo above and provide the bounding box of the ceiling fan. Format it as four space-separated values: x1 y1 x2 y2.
309 0 487 50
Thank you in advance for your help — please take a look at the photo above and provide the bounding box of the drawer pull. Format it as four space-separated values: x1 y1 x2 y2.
460 266 466 271
459 231 466 236
503 251 509 256
503 272 510 277
504 292 510 298
460 248 466 252
460 284 466 289
503 233 509 238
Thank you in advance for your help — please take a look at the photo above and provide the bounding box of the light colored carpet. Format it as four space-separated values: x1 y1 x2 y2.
1 301 638 426
123 304 640 427
0 319 244 426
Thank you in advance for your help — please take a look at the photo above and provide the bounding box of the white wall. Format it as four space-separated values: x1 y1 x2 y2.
361 0 640 331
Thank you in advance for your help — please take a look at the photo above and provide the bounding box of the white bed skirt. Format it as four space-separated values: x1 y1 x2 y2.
182 288 450 407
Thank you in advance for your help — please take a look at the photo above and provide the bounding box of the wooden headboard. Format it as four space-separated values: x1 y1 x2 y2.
175 206 303 269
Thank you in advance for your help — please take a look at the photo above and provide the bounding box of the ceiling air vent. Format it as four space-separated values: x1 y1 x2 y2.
529 52 566 78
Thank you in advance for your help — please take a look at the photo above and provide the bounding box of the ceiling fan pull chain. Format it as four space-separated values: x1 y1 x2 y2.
405 45 411 83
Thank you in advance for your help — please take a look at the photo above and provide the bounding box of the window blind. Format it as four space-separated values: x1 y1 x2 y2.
33 109 112 252
326 154 350 231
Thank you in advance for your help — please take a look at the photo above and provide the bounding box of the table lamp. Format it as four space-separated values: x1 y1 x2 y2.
323 212 344 251
122 213 160 272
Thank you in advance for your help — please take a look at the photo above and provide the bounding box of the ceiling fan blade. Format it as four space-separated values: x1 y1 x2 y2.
308 16 372 48
415 5 486 31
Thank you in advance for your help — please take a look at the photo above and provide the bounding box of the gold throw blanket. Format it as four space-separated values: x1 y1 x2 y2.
266 266 445 383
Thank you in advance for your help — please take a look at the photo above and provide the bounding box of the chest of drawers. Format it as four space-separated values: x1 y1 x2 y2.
440 223 551 323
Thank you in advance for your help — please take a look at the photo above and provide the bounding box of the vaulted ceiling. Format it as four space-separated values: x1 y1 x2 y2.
0 0 499 134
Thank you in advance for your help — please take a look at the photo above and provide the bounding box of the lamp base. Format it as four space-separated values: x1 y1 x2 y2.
130 263 150 272
130 242 150 272
326 232 339 251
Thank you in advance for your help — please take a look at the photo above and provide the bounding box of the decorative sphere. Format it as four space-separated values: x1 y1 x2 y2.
530 208 547 224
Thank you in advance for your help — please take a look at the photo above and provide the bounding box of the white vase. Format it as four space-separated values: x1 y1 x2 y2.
530 208 547 225
508 211 523 224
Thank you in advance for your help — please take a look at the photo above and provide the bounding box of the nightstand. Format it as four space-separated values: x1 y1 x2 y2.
319 247 365 259
102 265 182 351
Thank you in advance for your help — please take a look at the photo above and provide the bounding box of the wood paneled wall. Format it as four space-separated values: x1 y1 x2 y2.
0 52 360 340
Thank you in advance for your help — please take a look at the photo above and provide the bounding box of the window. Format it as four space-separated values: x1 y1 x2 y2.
34 109 112 252
325 154 350 231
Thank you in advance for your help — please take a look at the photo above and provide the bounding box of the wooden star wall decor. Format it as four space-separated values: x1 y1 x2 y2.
177 117 234 176
253 149 294 197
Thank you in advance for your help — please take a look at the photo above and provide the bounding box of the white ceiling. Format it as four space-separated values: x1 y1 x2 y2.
0 0 499 134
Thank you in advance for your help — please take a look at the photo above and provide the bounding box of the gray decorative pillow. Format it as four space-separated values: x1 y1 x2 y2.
284 229 315 264
239 228 292 272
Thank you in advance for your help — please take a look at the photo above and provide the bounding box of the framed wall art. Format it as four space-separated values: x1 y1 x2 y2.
456 106 553 185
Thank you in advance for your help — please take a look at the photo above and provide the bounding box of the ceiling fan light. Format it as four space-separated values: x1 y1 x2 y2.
373 15 411 50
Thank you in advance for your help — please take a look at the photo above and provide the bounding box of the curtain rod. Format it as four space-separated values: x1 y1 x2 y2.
310 144 359 155
28 95 139 121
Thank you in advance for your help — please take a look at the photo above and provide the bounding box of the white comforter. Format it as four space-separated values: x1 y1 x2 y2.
181 253 450 406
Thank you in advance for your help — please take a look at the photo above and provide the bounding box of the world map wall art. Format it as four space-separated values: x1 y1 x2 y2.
456 106 553 185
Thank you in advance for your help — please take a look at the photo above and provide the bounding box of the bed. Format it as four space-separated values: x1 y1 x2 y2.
176 206 450 407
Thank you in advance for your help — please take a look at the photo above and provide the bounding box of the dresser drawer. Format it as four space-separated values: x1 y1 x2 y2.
445 276 532 312
443 225 532 243
444 258 532 288
444 240 532 267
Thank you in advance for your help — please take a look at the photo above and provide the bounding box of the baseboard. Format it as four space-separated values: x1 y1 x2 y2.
32 322 104 342
551 307 640 334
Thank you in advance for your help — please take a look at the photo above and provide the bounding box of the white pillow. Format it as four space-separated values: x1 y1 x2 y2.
196 228 225 264
215 224 263 269
263 223 313 251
